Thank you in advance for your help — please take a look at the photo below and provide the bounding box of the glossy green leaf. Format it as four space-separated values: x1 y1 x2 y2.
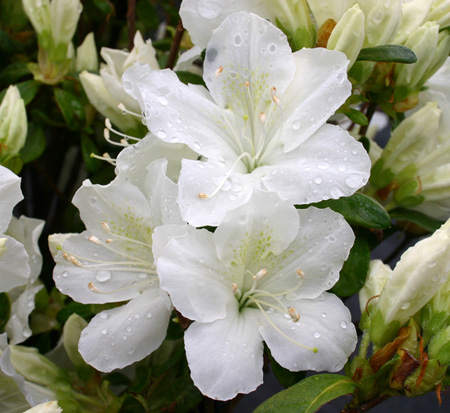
390 208 443 233
1 80 41 105
0 292 11 331
54 88 85 130
0 62 30 88
20 122 46 163
356 45 417 64
255 374 356 413
331 234 370 297
175 71 205 86
269 350 307 388
342 108 369 126
297 193 391 229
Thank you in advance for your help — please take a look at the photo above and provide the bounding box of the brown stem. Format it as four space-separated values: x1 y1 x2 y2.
342 394 391 413
166 19 184 70
359 103 378 137
127 0 136 51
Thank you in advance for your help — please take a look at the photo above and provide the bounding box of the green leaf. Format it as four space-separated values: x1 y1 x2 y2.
297 193 391 229
0 80 41 105
2 155 23 174
136 0 159 30
255 374 356 413
342 108 368 126
81 134 101 172
389 208 444 233
20 122 46 163
56 301 94 325
30 108 66 128
330 233 370 297
54 88 86 130
175 71 205 86
356 45 417 64
0 62 30 88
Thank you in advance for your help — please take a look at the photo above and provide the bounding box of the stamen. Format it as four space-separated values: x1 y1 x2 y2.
90 152 117 166
198 152 251 199
244 81 250 88
117 103 142 118
251 298 318 353
89 235 102 245
101 222 111 232
253 268 267 281
104 118 140 146
231 283 239 294
88 282 100 293
288 307 300 322
87 279 153 295
215 66 224 77
259 112 267 123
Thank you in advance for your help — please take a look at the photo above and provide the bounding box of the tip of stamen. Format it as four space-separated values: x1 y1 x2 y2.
244 81 250 88
101 221 111 232
215 66 224 77
198 193 209 199
105 118 112 129
105 239 113 244
62 252 71 262
88 282 100 293
259 112 266 123
88 235 102 245
117 103 127 112
71 257 82 267
255 268 268 280
296 269 305 279
272 95 281 106
120 138 130 146
288 307 300 322
231 283 238 294
103 128 110 139
313 347 318 353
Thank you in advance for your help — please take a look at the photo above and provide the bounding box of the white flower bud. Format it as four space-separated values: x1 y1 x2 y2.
307 0 351 28
0 85 27 162
427 0 450 28
327 4 365 68
23 401 62 413
359 259 391 314
393 0 433 44
21 0 51 48
75 32 98 72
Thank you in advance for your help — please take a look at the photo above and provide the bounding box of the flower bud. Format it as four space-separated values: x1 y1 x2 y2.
21 0 51 49
359 259 391 314
418 30 450 86
307 0 351 28
427 0 450 28
75 32 98 72
327 4 365 68
394 22 439 101
0 85 27 163
79 71 142 134
23 401 62 413
9 345 69 386
393 0 432 44
355 0 402 47
0 238 6 258
63 314 89 371
49 0 82 61
369 218 450 347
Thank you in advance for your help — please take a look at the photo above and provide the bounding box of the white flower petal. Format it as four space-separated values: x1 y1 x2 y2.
185 304 264 400
78 288 172 372
280 48 351 152
261 124 371 204
214 190 299 266
6 217 44 283
5 283 44 344
260 207 355 299
260 293 357 372
115 134 197 183
177 159 257 227
122 64 237 161
203 12 295 111
0 235 30 292
157 229 233 322
53 232 148 304
0 166 22 233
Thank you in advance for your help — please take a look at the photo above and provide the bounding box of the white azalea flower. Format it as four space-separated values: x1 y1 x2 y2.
123 12 370 226
52 159 183 372
23 401 62 413
0 166 30 293
154 190 357 400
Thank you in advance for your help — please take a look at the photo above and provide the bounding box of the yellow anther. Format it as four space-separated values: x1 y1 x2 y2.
101 221 111 232
88 282 100 293
296 269 305 278
215 66 224 77
244 81 250 88
288 307 300 322
198 193 209 199
231 283 239 294
253 268 268 280
88 235 102 245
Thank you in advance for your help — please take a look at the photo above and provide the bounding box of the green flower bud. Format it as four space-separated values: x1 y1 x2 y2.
359 259 391 314
63 314 89 372
75 32 98 72
394 22 439 101
327 4 365 68
271 0 313 36
0 85 27 163
21 0 51 49
9 345 69 386
354 0 402 47
369 218 450 347
49 0 82 62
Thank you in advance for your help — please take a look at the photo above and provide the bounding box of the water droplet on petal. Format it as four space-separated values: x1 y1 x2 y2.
233 33 243 46
126 347 135 355
400 302 411 310
101 329 108 335
340 321 347 329
314 177 323 185
146 312 152 318
99 313 108 319
157 96 168 106
95 270 111 282
313 331 321 339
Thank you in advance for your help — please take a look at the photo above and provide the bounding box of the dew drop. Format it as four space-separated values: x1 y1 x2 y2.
345 174 362 189
313 331 321 339
101 329 108 335
400 302 411 310
321 313 326 318
62 271 68 278
99 313 108 319
157 96 168 106
293 120 302 130
340 321 347 329
233 33 243 46
157 130 167 139
268 43 277 53
146 312 152 318
314 177 323 185
95 270 111 282
126 347 135 355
